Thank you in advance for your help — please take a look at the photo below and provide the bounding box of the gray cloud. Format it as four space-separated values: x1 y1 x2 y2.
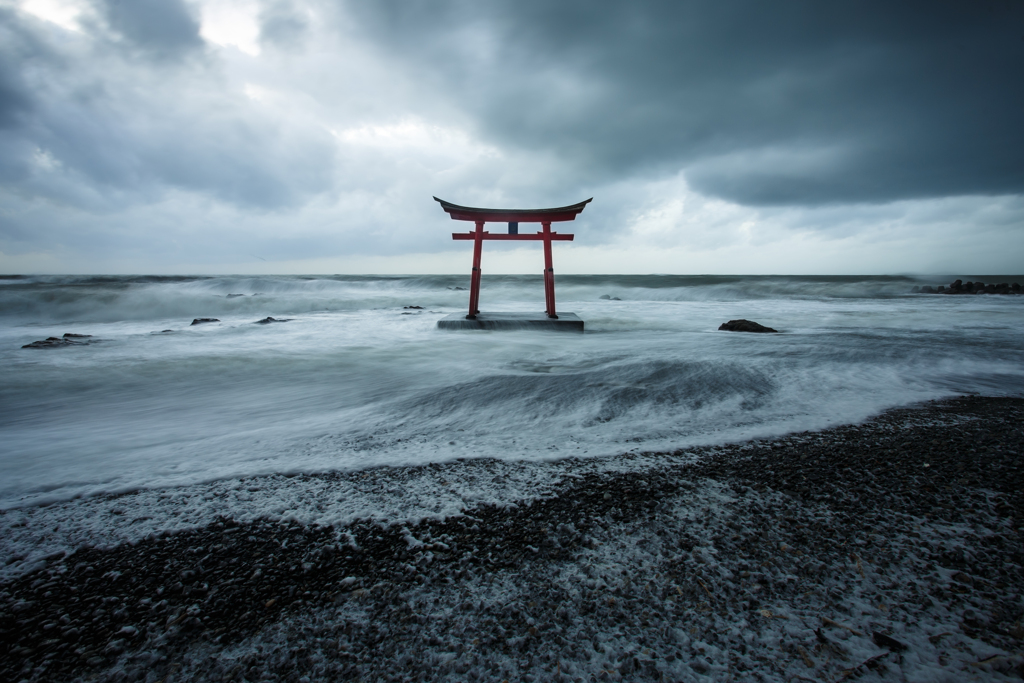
0 9 52 185
97 0 203 59
349 0 1024 206
0 0 1021 273
260 0 309 49
0 7 336 217
0 31 35 130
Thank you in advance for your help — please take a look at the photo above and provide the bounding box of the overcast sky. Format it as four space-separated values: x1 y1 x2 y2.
1 0 1022 274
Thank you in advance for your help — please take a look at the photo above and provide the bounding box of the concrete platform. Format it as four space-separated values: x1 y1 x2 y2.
437 312 584 332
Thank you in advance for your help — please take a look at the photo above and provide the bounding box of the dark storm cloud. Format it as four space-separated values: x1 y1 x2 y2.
97 0 203 59
0 8 50 184
349 0 1024 206
0 55 33 131
0 7 54 129
2 0 1022 272
0 7 334 215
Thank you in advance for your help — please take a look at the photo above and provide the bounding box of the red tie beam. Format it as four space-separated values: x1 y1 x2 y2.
434 197 592 319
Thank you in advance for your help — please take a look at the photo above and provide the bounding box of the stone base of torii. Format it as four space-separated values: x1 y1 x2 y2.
435 310 585 331
433 196 591 331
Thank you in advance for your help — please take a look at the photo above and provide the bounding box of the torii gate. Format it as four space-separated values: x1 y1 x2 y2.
434 196 592 319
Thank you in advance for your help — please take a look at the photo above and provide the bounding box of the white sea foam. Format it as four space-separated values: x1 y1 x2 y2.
1 274 1022 509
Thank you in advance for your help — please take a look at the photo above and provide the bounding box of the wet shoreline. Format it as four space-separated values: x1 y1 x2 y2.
2 395 1023 681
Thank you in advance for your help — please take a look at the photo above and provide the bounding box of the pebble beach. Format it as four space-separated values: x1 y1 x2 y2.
2 395 1022 682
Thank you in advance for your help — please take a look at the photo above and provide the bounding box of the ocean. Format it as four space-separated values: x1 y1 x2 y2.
2 273 1022 510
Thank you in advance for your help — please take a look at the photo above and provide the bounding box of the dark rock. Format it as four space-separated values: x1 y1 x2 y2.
950 575 973 592
191 318 220 325
598 294 622 301
942 279 1019 295
448 286 467 291
226 294 245 298
22 334 94 349
872 631 907 651
718 319 778 333
254 317 291 324
403 306 423 310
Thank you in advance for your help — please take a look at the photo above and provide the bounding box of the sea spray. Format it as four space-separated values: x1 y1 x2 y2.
1 274 1022 508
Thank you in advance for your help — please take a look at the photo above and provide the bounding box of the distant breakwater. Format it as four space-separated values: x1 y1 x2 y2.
913 279 1021 295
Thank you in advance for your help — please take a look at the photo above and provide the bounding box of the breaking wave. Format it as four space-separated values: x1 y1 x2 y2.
1 273 1022 507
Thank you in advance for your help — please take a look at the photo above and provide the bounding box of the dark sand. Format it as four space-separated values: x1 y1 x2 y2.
2 396 1022 681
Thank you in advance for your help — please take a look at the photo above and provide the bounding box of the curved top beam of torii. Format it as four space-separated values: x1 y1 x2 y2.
433 197 592 223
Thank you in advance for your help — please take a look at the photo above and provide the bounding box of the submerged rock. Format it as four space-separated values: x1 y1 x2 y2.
254 317 291 324
599 294 622 301
718 319 778 333
22 333 94 349
190 318 220 325
23 337 70 349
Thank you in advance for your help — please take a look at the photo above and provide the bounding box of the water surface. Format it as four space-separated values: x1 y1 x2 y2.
2 274 1022 507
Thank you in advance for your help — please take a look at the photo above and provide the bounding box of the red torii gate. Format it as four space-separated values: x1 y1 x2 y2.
434 196 592 319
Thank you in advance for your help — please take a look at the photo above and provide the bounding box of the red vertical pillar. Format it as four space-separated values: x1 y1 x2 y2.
542 222 558 318
467 220 484 318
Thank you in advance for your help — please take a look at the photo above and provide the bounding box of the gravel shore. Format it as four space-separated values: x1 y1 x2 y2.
2 395 1023 682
